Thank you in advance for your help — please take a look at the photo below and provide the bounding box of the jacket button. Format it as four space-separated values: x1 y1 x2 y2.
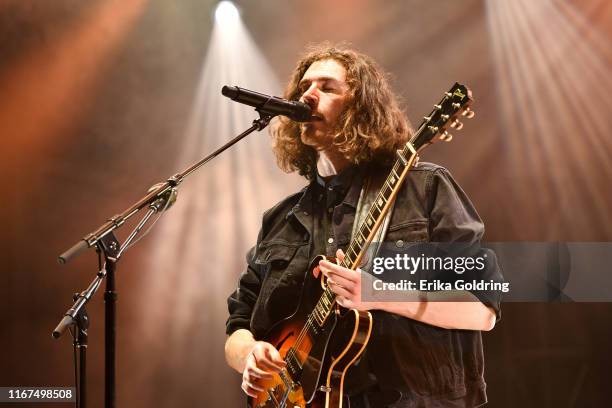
396 240 404 248
328 237 334 244
303 211 309 216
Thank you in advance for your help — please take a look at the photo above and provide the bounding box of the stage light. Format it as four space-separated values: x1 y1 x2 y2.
214 1 239 25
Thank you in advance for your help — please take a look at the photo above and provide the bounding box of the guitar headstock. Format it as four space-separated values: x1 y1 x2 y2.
411 83 473 151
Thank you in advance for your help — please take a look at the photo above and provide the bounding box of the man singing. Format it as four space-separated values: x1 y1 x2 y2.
225 44 502 407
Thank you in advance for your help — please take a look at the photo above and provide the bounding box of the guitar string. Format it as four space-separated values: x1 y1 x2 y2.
285 179 396 365
287 159 410 353
288 163 401 355
289 223 368 354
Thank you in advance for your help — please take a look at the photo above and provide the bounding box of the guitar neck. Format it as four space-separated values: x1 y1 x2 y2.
341 142 422 271
311 140 420 323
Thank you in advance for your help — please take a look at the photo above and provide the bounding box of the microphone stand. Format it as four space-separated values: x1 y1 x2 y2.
52 112 273 408
72 292 89 408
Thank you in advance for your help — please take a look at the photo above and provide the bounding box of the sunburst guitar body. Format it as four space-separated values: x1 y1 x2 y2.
248 255 372 408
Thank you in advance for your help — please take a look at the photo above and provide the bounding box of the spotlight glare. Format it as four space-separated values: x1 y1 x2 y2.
215 1 239 25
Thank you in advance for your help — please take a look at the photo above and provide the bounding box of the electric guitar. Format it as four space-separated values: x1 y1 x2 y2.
249 83 474 408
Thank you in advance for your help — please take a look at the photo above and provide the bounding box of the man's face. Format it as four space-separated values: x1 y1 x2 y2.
298 59 350 149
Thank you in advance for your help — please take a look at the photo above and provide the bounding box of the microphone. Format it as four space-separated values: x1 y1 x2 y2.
222 85 312 122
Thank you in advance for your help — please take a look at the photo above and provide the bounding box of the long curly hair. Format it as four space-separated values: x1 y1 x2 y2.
271 43 413 179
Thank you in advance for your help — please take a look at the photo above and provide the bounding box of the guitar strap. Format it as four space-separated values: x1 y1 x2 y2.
350 171 396 274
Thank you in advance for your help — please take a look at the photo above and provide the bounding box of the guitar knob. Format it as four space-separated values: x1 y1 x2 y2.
451 119 463 130
462 107 475 118
440 131 453 142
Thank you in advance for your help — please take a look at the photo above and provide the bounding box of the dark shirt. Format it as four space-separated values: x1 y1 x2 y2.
226 162 503 407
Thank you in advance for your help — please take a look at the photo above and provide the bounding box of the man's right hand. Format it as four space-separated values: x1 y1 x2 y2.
241 341 286 397
225 329 287 397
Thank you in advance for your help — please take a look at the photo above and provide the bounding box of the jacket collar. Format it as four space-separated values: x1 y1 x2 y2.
314 165 362 209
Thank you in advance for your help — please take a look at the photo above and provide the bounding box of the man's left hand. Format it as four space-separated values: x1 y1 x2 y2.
317 249 377 311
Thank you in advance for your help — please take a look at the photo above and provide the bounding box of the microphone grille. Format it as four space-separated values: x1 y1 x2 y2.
221 85 239 99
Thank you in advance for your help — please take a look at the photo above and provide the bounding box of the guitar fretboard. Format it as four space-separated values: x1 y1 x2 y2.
311 135 422 327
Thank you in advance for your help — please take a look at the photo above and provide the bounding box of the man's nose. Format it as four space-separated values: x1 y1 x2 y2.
300 84 318 107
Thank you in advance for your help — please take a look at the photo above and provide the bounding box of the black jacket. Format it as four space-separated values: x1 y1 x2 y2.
226 162 503 407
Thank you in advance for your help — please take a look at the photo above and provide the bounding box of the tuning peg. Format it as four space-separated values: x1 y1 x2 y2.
434 104 442 110
462 107 475 118
441 114 450 121
439 131 453 142
450 119 463 130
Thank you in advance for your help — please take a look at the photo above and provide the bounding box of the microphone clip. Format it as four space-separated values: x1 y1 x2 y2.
253 110 274 131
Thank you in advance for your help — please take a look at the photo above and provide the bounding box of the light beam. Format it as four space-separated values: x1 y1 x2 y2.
485 0 612 239
135 6 302 406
